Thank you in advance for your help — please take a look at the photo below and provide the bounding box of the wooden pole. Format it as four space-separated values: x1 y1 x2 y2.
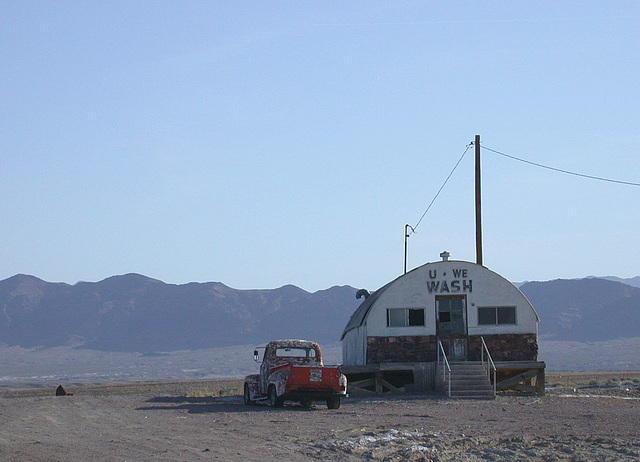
475 134 483 266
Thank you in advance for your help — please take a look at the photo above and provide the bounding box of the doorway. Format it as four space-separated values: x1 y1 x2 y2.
436 295 468 361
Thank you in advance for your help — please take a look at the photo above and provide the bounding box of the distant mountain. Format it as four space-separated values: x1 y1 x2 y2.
2 273 639 354
520 278 640 342
515 276 640 289
599 276 640 289
0 274 360 352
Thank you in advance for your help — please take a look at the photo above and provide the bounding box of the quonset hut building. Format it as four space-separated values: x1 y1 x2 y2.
341 252 545 397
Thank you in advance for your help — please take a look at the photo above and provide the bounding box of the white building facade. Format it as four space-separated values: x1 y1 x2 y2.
342 256 540 366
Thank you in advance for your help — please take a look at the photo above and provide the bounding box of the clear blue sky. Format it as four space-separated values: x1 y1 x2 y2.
2 2 639 292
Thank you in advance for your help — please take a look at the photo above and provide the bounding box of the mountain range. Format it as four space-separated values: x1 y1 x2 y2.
1 273 639 353
0 274 359 352
520 278 640 341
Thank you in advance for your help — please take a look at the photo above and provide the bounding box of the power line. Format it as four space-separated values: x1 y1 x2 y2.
412 143 473 232
481 144 640 187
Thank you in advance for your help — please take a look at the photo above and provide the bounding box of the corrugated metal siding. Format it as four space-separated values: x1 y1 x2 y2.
342 325 367 365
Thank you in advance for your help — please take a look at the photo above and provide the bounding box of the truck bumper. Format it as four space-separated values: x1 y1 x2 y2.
282 390 348 401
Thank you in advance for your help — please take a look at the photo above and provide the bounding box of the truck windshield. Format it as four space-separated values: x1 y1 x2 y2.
275 347 316 358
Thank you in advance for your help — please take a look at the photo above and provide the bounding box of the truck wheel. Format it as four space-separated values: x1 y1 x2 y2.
243 383 254 405
326 396 341 410
268 386 283 407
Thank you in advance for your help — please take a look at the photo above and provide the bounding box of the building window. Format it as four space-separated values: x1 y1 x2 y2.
478 306 516 325
387 308 425 327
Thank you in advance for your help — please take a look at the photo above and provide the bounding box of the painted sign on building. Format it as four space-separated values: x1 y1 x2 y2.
426 268 473 294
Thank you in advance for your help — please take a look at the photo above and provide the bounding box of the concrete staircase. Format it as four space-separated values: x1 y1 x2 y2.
437 362 496 400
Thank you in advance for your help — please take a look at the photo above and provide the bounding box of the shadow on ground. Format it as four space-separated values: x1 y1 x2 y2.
135 393 444 414
136 395 324 414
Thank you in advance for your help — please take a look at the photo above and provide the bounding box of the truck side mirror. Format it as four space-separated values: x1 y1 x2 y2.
253 350 259 362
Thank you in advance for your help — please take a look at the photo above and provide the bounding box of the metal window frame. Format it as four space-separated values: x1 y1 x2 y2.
477 306 517 325
386 307 426 327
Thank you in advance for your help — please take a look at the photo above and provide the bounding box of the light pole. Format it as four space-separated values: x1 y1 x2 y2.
404 224 415 274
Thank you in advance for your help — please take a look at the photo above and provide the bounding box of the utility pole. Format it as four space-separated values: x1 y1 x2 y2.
475 134 483 266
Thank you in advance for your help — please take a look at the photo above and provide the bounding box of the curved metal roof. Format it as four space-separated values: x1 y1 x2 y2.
340 279 395 340
340 260 539 340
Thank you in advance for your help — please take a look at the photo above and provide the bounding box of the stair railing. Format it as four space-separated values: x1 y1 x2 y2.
436 338 451 397
480 336 497 396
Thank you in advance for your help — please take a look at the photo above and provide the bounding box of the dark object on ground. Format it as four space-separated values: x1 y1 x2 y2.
55 385 72 396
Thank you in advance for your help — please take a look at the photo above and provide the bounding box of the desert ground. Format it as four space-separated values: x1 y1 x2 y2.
1 373 639 461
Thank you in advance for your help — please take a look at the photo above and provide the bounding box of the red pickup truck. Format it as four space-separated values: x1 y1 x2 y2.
243 339 347 409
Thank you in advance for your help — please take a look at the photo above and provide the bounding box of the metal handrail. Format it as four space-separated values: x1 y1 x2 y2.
437 339 452 397
480 336 497 396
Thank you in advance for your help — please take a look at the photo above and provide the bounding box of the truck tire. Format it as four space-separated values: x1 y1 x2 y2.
268 386 283 407
326 396 341 410
243 383 254 405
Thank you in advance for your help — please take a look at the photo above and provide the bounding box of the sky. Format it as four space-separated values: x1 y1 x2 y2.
1 1 639 292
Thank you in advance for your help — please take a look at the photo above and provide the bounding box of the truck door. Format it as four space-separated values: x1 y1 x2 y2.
259 346 270 394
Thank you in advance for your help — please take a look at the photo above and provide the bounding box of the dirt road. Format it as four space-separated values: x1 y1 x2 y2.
1 382 639 461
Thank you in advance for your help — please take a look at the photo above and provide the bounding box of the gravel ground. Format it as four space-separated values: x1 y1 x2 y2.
1 379 639 461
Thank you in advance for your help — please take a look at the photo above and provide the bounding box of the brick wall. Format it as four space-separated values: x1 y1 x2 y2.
367 336 438 364
366 333 538 364
468 333 538 361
